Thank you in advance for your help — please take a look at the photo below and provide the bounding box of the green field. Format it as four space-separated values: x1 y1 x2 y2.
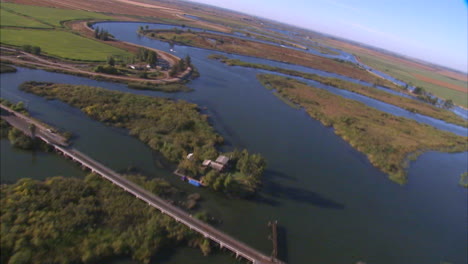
0 28 131 61
356 52 468 108
1 3 113 27
0 8 51 28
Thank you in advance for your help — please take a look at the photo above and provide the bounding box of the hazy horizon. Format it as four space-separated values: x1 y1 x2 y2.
188 0 468 73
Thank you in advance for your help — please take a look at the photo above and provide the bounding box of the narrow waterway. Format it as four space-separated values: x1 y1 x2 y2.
1 21 467 264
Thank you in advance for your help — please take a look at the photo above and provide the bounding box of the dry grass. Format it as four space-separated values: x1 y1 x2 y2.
145 30 399 89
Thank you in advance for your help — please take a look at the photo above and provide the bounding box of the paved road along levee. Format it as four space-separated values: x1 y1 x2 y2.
1 104 285 264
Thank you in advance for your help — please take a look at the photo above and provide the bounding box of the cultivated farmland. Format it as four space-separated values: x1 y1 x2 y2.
0 8 51 28
1 3 113 27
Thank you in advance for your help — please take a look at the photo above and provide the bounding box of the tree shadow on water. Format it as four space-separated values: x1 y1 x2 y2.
258 170 345 209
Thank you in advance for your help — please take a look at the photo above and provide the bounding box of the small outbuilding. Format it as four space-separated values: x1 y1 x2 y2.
187 153 194 160
202 159 212 167
209 162 225 171
215 155 229 166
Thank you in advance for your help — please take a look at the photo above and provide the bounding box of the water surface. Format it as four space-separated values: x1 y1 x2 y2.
0 22 466 264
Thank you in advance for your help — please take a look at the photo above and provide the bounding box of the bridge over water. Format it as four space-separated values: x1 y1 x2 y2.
1 104 285 264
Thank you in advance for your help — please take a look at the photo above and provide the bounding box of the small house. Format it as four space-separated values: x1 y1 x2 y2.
209 162 225 171
215 155 229 166
202 159 212 167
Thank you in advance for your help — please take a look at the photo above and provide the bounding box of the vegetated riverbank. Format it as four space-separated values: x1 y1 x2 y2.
0 64 17 73
460 172 468 188
20 82 266 197
0 174 213 264
257 74 468 183
140 29 399 89
210 55 467 128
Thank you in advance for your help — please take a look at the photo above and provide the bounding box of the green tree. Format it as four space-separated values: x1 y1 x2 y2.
412 86 424 94
94 27 100 39
31 46 41 55
178 59 186 71
169 64 179 77
185 55 192 67
147 51 157 66
107 56 115 66
22 45 32 53
443 99 454 109
199 239 211 256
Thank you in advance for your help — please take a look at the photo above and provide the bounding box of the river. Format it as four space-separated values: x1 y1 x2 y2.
0 21 466 264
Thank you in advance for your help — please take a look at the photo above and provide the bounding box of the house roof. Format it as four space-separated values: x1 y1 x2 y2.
210 162 224 171
202 159 212 166
215 155 229 165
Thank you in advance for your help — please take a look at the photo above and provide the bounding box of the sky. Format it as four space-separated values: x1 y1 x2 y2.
189 0 468 72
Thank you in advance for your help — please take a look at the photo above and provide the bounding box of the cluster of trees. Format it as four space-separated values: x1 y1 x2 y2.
412 86 439 105
93 56 121 75
136 48 158 66
22 44 41 55
138 25 150 32
169 55 192 77
0 174 212 264
178 149 266 197
94 27 111 41
442 99 454 109
0 100 27 113
94 64 119 75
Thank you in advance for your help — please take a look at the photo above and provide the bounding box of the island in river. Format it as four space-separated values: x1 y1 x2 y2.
19 81 267 197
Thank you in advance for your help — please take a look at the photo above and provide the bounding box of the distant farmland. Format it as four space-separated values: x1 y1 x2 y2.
0 8 51 28
1 3 113 27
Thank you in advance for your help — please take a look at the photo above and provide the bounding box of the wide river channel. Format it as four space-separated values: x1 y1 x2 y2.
1 22 467 264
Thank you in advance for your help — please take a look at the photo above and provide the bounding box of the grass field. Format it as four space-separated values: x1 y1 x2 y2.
1 3 113 27
356 52 468 108
0 28 131 61
257 74 467 183
0 8 51 28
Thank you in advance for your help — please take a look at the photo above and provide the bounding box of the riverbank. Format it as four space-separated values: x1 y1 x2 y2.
0 63 17 73
210 55 467 128
257 74 467 183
